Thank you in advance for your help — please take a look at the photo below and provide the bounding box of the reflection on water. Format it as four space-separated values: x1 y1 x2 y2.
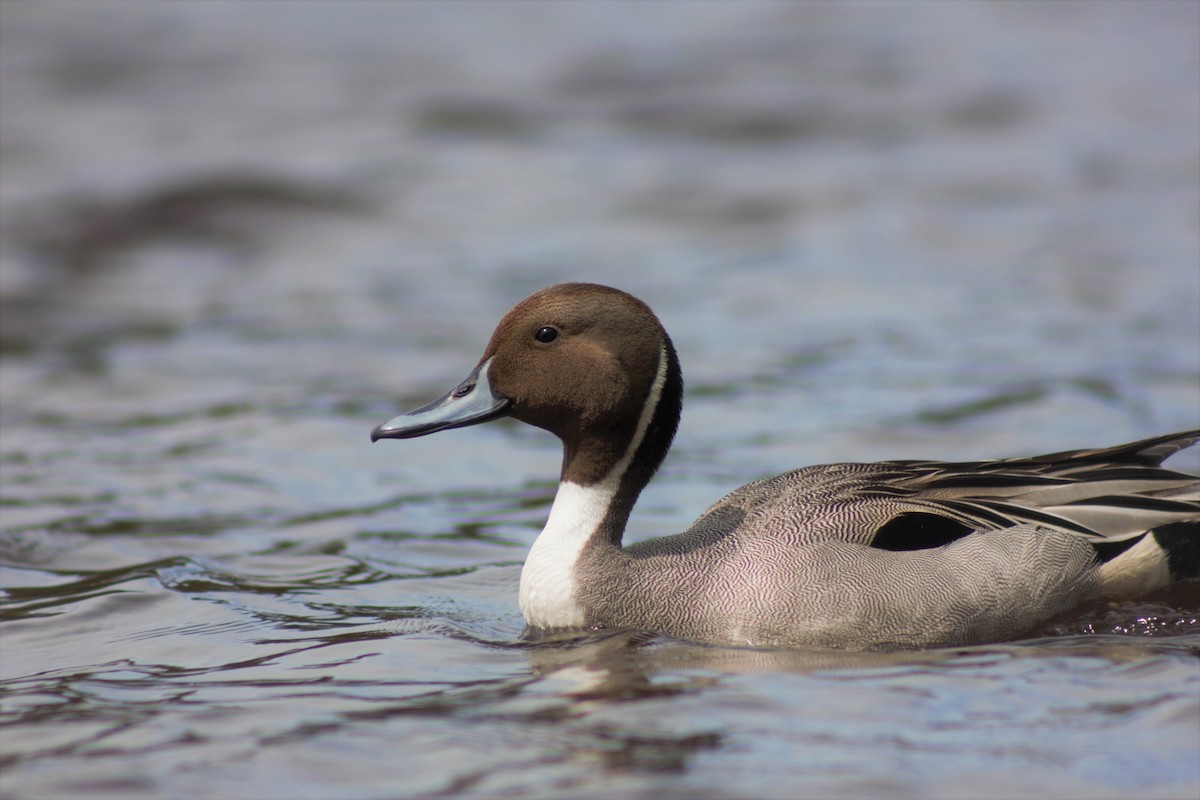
2 2 1198 799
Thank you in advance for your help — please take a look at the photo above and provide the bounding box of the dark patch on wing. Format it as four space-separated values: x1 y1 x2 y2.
871 512 976 552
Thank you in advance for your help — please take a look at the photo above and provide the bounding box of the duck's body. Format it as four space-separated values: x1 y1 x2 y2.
373 283 1200 649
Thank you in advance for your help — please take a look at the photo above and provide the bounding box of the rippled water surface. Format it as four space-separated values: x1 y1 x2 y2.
2 3 1199 799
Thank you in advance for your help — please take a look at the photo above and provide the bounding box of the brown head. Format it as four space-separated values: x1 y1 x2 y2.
372 283 683 487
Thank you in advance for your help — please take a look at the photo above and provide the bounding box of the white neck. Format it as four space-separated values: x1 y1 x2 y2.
517 345 669 629
518 478 615 628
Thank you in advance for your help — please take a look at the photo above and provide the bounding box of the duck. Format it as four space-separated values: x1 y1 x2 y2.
372 282 1200 649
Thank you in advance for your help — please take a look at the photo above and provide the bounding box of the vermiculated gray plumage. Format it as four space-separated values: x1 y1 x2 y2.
579 430 1200 648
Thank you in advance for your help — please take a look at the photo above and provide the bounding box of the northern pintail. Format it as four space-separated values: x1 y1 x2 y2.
372 283 1200 649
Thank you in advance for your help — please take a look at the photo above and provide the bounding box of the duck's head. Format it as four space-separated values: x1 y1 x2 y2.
372 283 683 487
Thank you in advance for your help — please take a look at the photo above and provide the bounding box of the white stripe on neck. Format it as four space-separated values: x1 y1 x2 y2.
518 345 670 629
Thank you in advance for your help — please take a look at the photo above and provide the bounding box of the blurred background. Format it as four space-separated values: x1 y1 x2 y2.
1 3 1198 799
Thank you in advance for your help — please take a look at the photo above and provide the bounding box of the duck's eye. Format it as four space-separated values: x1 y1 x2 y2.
534 326 558 344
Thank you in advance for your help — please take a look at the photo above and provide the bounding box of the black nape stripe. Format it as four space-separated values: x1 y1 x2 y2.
627 337 683 489
1152 521 1200 579
872 512 976 552
604 338 684 546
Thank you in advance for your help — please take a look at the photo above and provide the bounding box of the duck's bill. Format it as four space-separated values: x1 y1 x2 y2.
371 357 511 441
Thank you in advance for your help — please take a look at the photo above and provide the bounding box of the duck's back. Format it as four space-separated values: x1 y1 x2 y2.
633 431 1200 557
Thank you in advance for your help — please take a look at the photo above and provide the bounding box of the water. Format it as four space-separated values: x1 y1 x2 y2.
2 2 1199 798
